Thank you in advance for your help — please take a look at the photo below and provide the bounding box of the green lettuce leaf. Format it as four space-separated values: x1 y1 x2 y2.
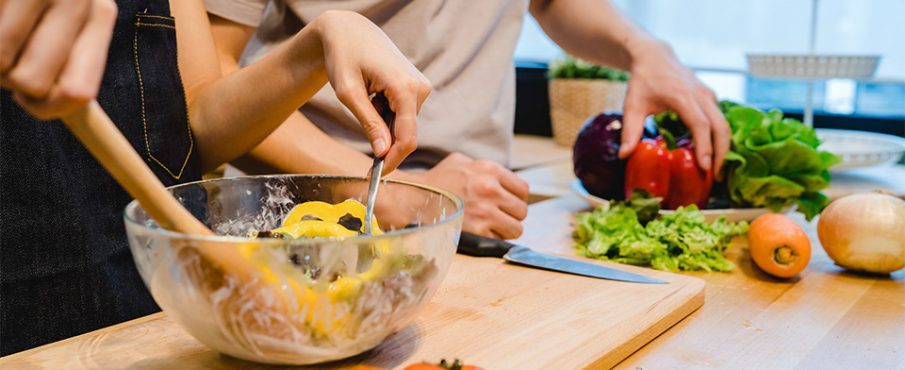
574 199 748 272
624 189 662 224
723 105 840 220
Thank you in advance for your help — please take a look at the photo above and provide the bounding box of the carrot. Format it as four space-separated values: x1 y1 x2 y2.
354 359 482 370
403 365 443 370
748 214 811 278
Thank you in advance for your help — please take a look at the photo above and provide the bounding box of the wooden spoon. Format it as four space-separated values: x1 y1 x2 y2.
61 101 303 351
62 101 255 280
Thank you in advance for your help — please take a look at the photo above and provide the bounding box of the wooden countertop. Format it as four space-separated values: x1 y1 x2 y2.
509 134 573 171
510 136 905 369
6 193 901 369
523 195 905 369
1 197 707 370
3 137 903 369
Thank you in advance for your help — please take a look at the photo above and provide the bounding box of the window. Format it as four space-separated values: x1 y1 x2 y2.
514 0 905 122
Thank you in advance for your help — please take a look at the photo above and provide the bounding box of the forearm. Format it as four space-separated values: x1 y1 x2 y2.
529 0 658 70
189 21 328 172
232 110 424 183
210 18 415 180
232 111 369 175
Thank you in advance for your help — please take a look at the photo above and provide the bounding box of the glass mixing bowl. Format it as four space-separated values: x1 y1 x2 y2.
124 175 463 365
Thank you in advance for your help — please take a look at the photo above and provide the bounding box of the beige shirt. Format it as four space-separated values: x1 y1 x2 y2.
205 0 526 167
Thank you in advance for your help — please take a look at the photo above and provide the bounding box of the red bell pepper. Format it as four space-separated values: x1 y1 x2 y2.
624 137 712 209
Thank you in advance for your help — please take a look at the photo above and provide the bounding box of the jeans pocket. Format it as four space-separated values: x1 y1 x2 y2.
132 13 193 180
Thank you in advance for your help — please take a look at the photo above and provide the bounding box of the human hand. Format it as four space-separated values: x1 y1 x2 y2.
312 11 431 174
414 153 530 239
0 0 117 119
618 40 730 176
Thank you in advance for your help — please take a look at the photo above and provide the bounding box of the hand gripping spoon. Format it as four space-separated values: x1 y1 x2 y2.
364 94 396 235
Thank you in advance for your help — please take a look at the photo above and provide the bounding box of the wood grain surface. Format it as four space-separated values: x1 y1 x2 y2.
521 194 905 369
509 134 572 171
0 199 704 370
512 149 905 369
5 136 902 370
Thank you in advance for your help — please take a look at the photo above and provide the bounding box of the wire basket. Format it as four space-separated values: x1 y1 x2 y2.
747 54 880 80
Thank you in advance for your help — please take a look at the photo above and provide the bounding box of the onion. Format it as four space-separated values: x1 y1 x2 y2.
817 192 905 274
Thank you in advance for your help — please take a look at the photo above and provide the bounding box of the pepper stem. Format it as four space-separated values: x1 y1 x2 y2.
773 246 798 265
658 128 678 150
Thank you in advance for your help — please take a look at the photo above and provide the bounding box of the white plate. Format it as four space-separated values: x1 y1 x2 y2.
571 180 779 223
817 129 905 170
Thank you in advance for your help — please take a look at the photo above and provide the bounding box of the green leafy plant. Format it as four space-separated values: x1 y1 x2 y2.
651 101 841 220
573 190 748 272
547 55 630 81
722 104 841 220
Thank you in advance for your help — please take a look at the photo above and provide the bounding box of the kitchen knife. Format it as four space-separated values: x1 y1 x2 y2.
457 232 667 284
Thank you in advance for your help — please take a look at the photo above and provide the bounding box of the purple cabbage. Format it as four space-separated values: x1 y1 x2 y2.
572 112 627 200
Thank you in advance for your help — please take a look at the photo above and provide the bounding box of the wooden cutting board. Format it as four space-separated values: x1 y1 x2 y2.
1 197 704 370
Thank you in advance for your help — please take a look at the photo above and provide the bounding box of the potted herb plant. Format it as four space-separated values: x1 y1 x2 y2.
547 55 629 146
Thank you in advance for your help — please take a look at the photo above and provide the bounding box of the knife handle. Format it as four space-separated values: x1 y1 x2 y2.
457 232 515 257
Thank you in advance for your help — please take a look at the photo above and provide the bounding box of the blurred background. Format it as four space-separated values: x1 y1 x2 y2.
513 0 905 137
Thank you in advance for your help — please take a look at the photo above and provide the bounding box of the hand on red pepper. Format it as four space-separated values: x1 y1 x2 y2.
617 41 730 176
625 132 713 210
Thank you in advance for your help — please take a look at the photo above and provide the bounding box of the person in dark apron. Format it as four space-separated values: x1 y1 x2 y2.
0 0 199 355
0 0 430 355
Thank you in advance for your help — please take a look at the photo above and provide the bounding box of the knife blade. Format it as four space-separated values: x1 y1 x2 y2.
457 232 667 284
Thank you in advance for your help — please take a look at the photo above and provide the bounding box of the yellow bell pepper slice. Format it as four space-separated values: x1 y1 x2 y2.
242 199 400 336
